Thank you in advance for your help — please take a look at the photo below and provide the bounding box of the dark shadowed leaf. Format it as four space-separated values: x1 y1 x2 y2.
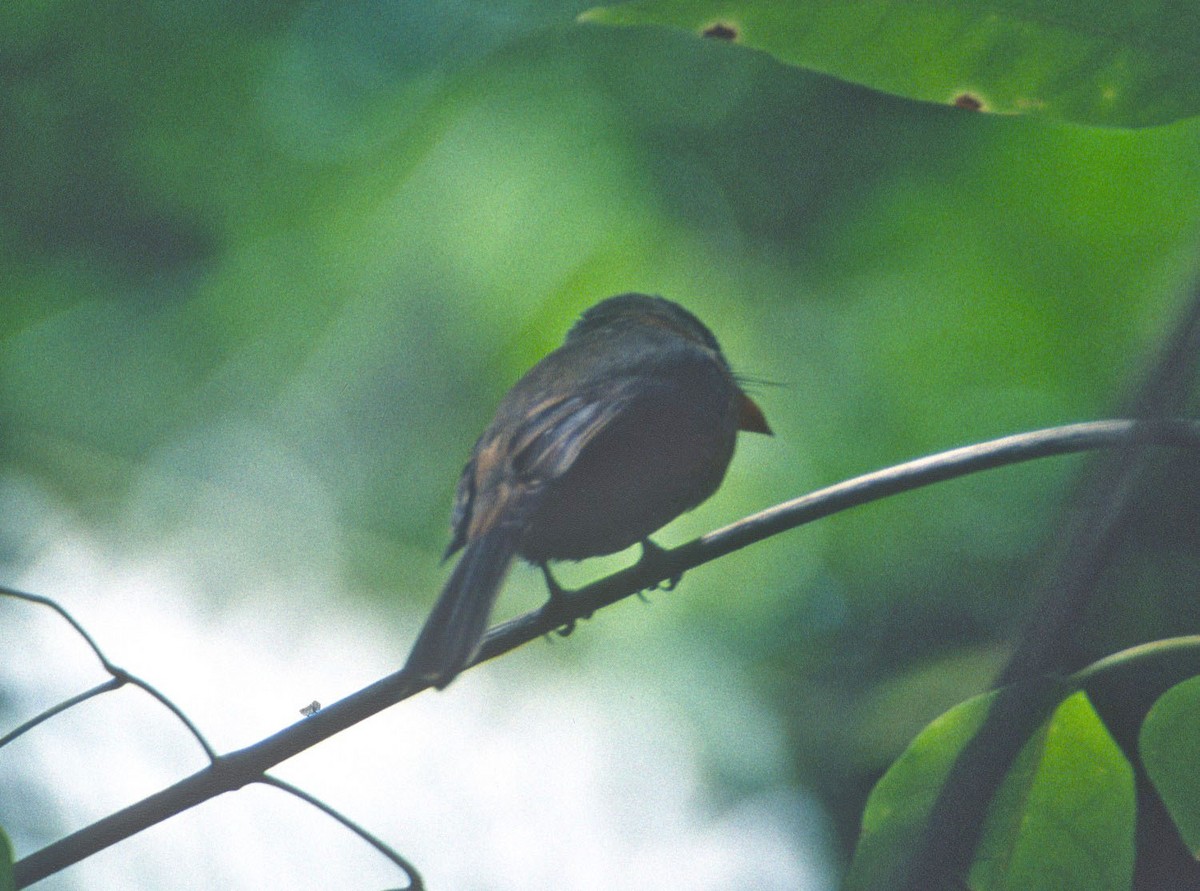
1141 675 1200 855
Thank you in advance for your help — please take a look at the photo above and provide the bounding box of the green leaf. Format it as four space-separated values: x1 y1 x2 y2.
969 692 1135 891
1141 675 1200 854
847 691 1134 890
0 827 13 891
580 0 1200 127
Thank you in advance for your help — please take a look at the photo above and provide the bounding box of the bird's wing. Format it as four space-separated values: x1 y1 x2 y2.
445 380 646 551
507 384 640 481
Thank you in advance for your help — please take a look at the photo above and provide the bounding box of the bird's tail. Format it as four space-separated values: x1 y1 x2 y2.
404 523 521 688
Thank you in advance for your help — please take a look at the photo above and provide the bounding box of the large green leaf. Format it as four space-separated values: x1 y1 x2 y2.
1141 675 1200 854
847 691 1134 890
969 691 1135 891
581 0 1200 127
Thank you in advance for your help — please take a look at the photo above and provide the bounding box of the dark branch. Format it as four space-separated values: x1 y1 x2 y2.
0 677 124 750
13 419 1200 888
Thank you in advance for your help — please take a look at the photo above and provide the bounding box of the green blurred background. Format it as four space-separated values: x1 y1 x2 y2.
3 1 1200 887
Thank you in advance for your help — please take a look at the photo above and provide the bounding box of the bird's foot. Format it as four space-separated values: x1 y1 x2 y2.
637 539 683 592
539 563 590 637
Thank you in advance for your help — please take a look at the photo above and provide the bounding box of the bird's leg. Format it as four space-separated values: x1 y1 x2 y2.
637 539 683 591
540 561 568 602
538 562 582 637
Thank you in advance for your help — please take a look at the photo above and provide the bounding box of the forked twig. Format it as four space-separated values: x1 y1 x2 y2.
0 587 217 760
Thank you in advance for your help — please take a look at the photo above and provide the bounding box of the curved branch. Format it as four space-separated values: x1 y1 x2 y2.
0 678 124 750
1072 635 1200 690
0 587 116 669
14 419 1200 888
257 775 423 890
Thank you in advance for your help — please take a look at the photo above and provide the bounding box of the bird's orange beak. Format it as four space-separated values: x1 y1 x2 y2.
737 392 772 435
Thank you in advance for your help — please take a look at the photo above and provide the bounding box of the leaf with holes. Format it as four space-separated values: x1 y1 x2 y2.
580 0 1200 127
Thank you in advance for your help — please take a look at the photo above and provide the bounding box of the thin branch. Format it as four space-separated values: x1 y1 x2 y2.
0 586 219 761
2 589 418 887
258 775 423 891
0 677 124 750
1071 635 1200 691
13 419 1200 888
0 588 114 669
120 671 218 762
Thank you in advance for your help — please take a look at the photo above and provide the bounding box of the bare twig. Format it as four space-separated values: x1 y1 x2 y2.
0 677 124 750
0 586 218 761
12 419 1200 888
258 775 424 891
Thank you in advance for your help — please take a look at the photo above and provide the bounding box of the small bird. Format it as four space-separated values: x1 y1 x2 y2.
404 294 771 688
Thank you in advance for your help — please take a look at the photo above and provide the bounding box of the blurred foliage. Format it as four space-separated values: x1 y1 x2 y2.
2 0 1200 878
583 0 1200 127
